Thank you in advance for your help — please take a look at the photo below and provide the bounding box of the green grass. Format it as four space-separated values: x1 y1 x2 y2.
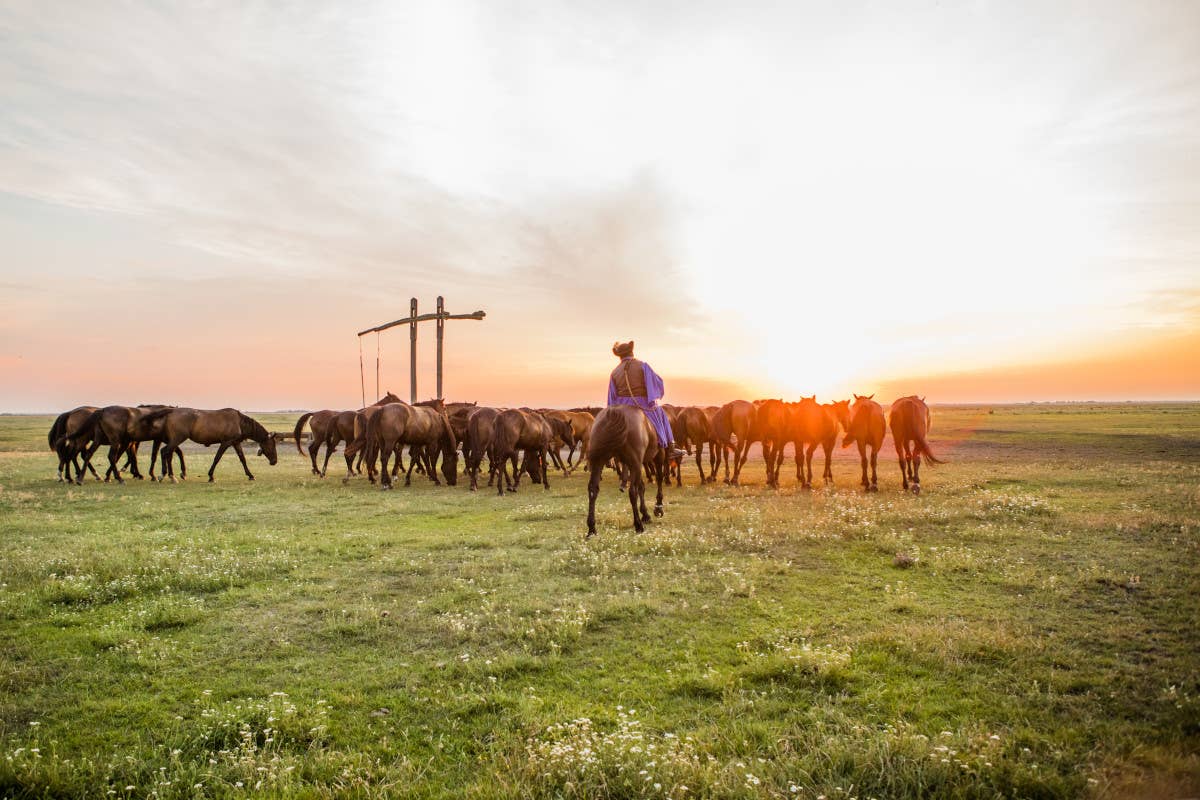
1 404 1198 799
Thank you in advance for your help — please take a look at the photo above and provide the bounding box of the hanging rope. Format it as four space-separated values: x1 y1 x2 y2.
375 332 381 402
358 337 366 408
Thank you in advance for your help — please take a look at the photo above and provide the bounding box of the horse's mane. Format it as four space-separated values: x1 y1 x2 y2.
240 413 267 440
140 407 175 425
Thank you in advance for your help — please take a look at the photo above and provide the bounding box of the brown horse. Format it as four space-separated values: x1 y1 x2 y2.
713 400 758 485
49 406 103 483
68 405 178 483
295 392 402 478
586 405 666 536
540 409 593 473
363 401 457 490
155 408 278 482
464 407 501 491
842 394 886 491
673 406 712 485
889 395 943 494
491 409 553 495
701 405 724 482
755 399 792 488
787 397 848 489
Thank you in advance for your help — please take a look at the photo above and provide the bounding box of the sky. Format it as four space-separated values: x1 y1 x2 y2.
1 0 1198 411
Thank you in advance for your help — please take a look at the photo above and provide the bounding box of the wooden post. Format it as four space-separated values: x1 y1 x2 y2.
409 297 418 403
436 295 445 400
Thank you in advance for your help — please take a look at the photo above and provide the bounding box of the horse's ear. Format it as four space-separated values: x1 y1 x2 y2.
867 393 875 400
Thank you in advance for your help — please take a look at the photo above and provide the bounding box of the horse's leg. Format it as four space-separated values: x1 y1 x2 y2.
694 442 706 485
380 443 393 490
858 441 869 490
126 441 143 479
541 446 551 490
319 440 337 478
105 444 124 484
911 445 922 494
629 461 646 533
207 443 231 482
82 441 102 481
654 448 665 517
231 441 255 481
586 460 602 537
869 444 879 492
425 445 441 485
822 441 833 486
895 439 908 492
177 447 187 480
496 450 509 496
309 438 322 476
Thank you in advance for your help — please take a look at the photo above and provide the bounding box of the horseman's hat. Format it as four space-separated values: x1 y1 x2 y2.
612 340 634 358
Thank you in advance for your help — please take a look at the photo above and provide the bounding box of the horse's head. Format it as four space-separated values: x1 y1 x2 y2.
440 445 459 486
852 393 875 404
259 432 279 465
829 399 851 429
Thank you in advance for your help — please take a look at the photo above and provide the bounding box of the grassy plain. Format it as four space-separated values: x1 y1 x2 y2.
1 404 1198 799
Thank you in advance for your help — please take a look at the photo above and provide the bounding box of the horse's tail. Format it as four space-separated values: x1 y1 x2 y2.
293 412 313 455
490 414 516 462
48 411 70 451
362 412 381 465
914 430 944 465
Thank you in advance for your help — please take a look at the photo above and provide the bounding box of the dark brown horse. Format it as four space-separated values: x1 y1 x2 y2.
295 392 402 478
669 406 712 485
713 400 758 485
491 409 553 495
464 407 501 491
155 408 278 482
363 401 457 490
842 394 886 492
68 405 179 483
49 406 102 483
586 405 666 536
701 405 724 482
889 395 943 494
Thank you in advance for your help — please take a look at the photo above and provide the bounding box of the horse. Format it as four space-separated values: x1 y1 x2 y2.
154 408 279 482
842 394 886 491
667 406 712 485
67 404 178 483
585 405 666 536
535 410 575 476
540 409 592 473
755 399 791 488
713 400 758 485
788 396 847 489
888 395 943 494
363 400 457 490
490 409 553 495
701 405 724 482
464 407 501 491
49 406 102 483
295 392 402 478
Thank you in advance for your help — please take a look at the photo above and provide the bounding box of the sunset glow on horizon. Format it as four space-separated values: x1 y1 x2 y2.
2 2 1198 411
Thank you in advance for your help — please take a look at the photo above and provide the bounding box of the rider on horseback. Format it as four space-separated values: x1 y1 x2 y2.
607 341 683 459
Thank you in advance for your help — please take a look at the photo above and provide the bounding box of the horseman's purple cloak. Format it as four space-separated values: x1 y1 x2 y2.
607 358 674 446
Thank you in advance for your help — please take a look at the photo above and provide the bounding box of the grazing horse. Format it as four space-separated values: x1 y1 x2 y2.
585 405 666 536
491 409 553 495
842 394 886 492
363 401 457 490
155 408 278 482
788 397 847 489
540 409 593 473
713 400 758 486
889 395 943 494
755 399 791 488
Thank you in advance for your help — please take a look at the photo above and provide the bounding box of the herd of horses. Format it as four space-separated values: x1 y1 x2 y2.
46 394 942 535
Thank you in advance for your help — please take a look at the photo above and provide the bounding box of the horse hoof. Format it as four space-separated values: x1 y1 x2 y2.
208 477 215 483
634 524 645 533
247 475 255 481
654 505 664 518
912 485 921 495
